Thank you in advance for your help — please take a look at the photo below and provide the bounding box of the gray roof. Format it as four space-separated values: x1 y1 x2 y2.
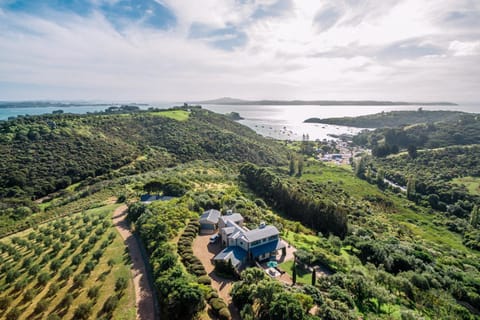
200 209 221 224
243 225 279 243
220 213 243 223
222 227 235 235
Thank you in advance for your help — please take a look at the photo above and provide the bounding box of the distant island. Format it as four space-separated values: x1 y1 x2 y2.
304 110 469 128
193 97 457 106
0 101 149 109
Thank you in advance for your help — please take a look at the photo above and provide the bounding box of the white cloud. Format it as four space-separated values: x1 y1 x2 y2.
0 0 479 102
449 40 480 56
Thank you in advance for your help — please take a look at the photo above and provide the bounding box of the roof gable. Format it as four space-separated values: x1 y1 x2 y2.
200 209 221 224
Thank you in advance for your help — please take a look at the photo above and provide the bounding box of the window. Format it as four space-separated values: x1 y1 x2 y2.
268 235 278 241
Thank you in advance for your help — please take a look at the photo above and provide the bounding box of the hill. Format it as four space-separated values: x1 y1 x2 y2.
305 110 468 128
0 107 287 210
194 98 457 106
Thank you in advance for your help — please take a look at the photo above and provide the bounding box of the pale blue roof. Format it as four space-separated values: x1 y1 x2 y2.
250 240 285 258
214 247 247 267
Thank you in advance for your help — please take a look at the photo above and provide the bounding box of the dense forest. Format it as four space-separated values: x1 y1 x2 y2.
239 163 348 238
305 109 468 128
351 112 480 157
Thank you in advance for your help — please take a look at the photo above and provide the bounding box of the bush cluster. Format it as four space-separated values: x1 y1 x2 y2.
177 219 207 277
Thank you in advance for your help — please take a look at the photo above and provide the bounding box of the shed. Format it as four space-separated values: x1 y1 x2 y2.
199 209 221 233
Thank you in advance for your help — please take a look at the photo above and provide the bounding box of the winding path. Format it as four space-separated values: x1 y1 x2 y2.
113 205 157 320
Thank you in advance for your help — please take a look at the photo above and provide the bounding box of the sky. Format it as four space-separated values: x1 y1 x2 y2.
0 0 479 103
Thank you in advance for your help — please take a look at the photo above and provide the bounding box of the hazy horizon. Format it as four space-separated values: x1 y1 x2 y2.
1 1 479 102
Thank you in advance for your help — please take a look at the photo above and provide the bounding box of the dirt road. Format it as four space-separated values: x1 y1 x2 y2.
113 205 157 320
192 234 241 320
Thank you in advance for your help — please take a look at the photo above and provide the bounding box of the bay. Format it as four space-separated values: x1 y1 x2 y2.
203 103 480 141
1 102 478 141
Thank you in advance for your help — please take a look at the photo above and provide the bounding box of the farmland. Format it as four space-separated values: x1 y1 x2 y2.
0 205 135 320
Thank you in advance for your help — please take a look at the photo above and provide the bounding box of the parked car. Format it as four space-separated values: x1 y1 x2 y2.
209 234 220 243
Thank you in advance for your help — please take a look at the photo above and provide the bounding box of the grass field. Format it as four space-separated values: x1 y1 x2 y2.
0 204 135 320
452 176 480 196
150 110 190 121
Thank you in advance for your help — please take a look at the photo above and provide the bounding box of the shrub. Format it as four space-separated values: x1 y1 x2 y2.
73 302 93 320
73 274 87 288
102 295 119 314
47 283 59 297
35 299 49 313
218 307 232 320
197 275 212 285
23 288 36 301
115 276 128 291
0 296 12 311
14 278 28 292
88 286 101 300
206 290 219 301
6 307 21 320
37 272 51 286
60 293 73 308
47 314 61 320
60 267 72 280
210 298 227 311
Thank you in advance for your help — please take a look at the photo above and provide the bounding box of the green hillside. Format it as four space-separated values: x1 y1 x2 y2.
305 110 468 128
0 107 286 208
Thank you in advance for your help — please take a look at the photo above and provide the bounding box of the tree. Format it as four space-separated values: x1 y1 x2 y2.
167 281 205 319
292 260 297 285
269 293 305 320
102 295 119 314
289 157 296 176
406 176 416 201
73 302 93 320
355 157 367 179
297 157 304 177
60 293 73 309
470 205 479 227
407 144 417 159
376 169 385 189
115 276 128 292
127 202 147 223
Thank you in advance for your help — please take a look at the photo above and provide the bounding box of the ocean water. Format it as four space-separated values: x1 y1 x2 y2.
1 102 478 141
203 103 480 141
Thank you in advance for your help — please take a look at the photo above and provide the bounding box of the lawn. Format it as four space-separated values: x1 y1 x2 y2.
278 260 312 285
0 204 135 320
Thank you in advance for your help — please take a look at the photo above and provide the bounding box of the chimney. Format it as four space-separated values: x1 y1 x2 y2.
259 221 266 229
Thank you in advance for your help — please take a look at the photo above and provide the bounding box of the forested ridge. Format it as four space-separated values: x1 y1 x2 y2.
352 112 480 156
305 109 468 128
0 108 286 200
